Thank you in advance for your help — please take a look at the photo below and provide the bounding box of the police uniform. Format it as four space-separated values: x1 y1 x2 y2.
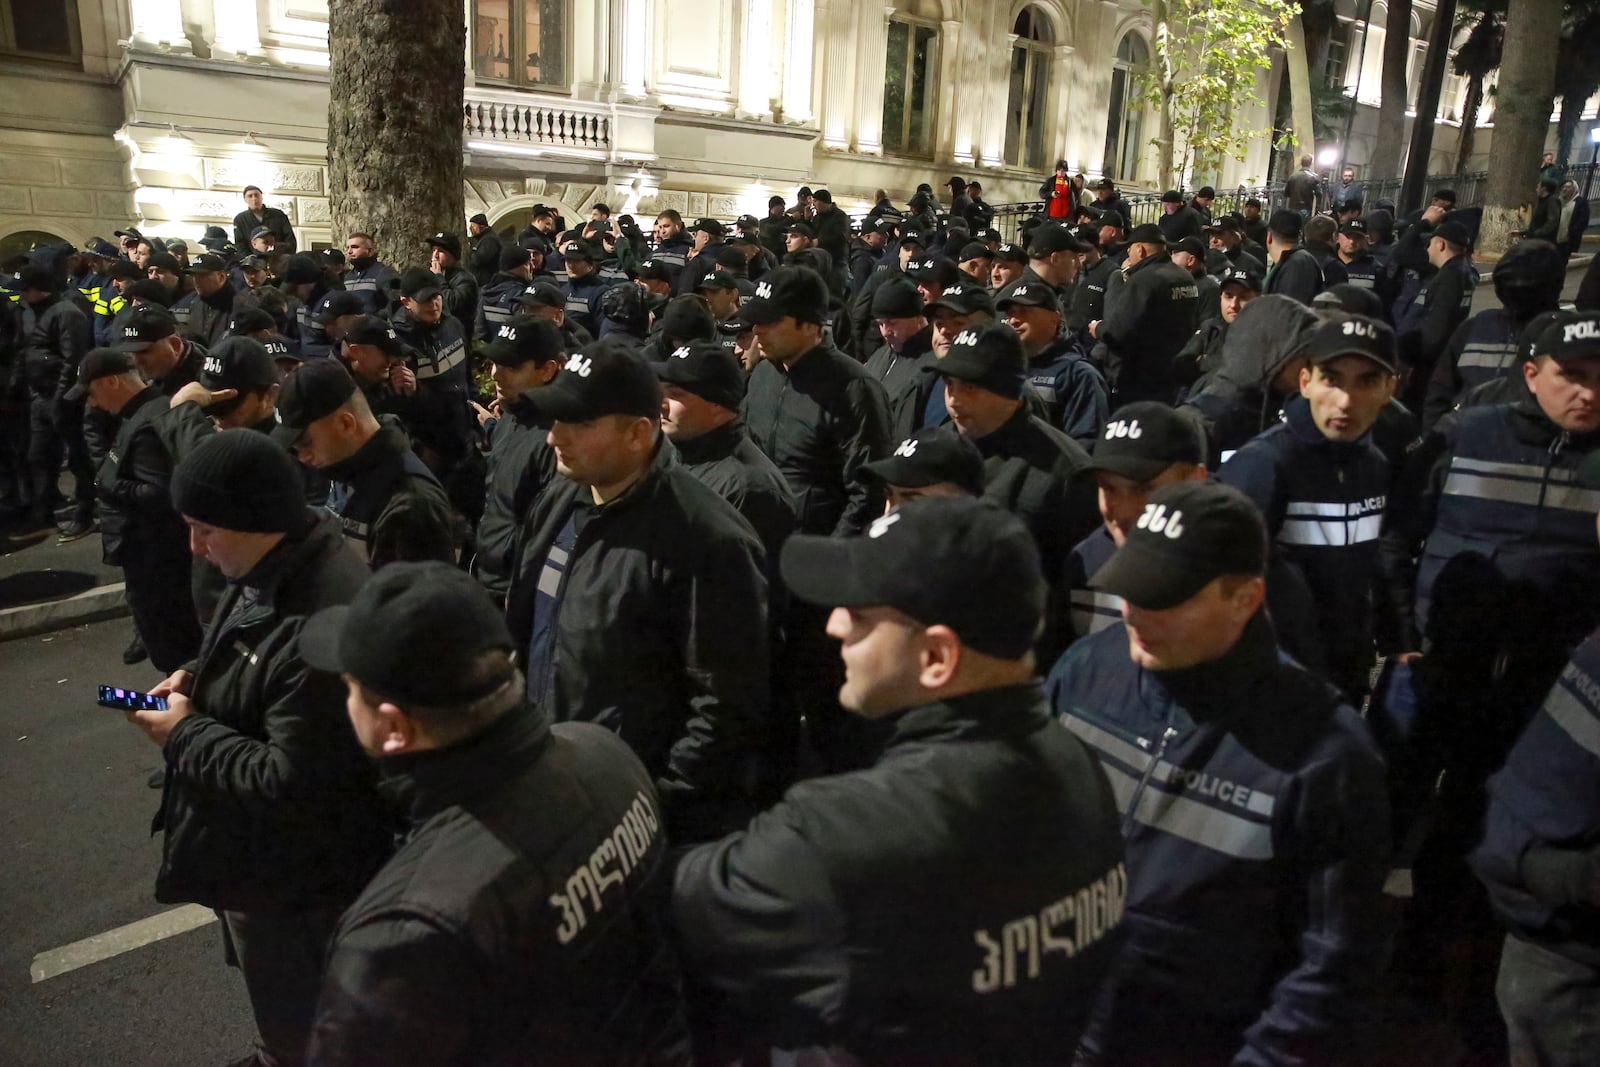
1096 231 1201 406
998 281 1108 448
342 257 399 315
674 497 1126 1064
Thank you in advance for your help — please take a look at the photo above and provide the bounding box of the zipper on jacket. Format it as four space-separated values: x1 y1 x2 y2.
767 374 790 458
1122 718 1179 838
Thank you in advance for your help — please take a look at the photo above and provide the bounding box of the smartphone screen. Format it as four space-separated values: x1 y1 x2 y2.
98 685 168 711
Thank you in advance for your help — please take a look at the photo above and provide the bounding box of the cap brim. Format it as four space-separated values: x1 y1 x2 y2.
298 605 351 675
523 376 607 423
739 298 783 325
113 338 155 354
779 535 881 608
63 382 88 402
1310 347 1397 374
857 455 944 489
1081 454 1180 482
1088 540 1209 611
404 287 443 302
270 420 309 448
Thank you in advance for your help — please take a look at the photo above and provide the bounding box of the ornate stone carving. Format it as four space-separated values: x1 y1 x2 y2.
656 189 689 213
298 197 331 224
707 194 740 217
208 159 324 195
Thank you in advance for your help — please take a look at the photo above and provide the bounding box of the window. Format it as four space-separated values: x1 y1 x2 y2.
0 0 79 61
473 0 566 89
882 19 939 157
1326 19 1363 92
1440 65 1463 122
1004 7 1054 170
1103 33 1149 182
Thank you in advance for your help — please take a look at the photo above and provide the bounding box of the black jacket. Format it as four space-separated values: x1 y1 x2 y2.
232 205 297 255
438 265 479 339
96 385 186 568
671 420 798 563
342 259 400 315
324 417 457 568
506 437 773 842
473 393 555 600
1158 204 1204 244
467 229 503 287
811 207 852 279
1264 246 1325 305
1096 253 1200 405
672 685 1126 1065
17 292 90 396
153 514 393 910
862 325 936 441
389 309 473 465
743 345 892 536
185 284 236 350
308 703 690 1067
473 270 532 343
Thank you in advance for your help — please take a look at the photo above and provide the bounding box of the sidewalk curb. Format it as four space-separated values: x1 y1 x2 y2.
0 582 128 642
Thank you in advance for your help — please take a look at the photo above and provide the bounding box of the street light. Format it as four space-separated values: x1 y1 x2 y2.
1318 146 1340 168
1584 126 1600 204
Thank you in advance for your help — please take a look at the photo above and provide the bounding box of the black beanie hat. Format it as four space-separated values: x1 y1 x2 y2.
171 429 306 534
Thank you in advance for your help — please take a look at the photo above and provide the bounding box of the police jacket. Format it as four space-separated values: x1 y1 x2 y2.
678 240 726 296
742 343 892 536
1067 255 1117 334
324 417 456 568
1341 251 1383 296
467 229 503 287
153 512 392 910
650 234 694 290
307 703 690 1067
1045 613 1392 1066
1096 253 1200 405
1472 628 1600 968
1027 336 1110 448
1220 397 1389 701
1227 244 1269 275
849 262 909 355
863 325 936 441
1159 204 1204 243
343 259 399 314
1380 398 1600 656
672 419 799 563
96 385 186 567
672 684 1127 1065
474 270 532 343
1174 317 1228 394
1306 239 1350 290
231 206 296 254
811 207 852 274
562 271 614 339
473 392 555 601
17 293 90 396
1396 254 1476 376
1183 295 1318 466
437 265 479 338
1422 307 1523 429
185 283 236 350
1263 246 1325 305
389 309 473 464
506 437 773 842
289 285 334 359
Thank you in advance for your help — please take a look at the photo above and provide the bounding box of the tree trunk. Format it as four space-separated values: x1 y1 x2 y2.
1479 0 1564 255
1455 76 1483 173
328 0 466 271
1372 0 1413 179
1284 18 1317 165
1556 92 1587 164
1155 6 1178 190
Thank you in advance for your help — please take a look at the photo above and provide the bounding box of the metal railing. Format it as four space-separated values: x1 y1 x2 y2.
463 87 612 153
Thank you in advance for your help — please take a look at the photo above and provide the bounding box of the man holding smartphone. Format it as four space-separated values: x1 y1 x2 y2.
122 429 392 1067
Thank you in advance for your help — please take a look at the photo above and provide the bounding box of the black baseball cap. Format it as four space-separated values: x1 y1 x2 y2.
1028 224 1091 257
929 322 1025 399
341 315 405 356
115 227 143 240
1218 266 1263 292
907 257 962 287
1338 218 1369 238
238 253 269 271
697 270 739 292
200 336 279 395
316 290 367 324
249 226 274 242
654 340 745 411
281 255 322 285
65 348 137 401
629 259 674 283
319 247 346 267
995 280 1058 312
485 316 564 367
857 427 985 496
271 358 357 446
262 335 298 363
1171 236 1206 260
1083 402 1207 481
114 303 178 352
146 251 181 274
301 561 515 706
780 496 1044 659
1160 190 1185 204
690 217 726 237
518 279 568 309
230 307 278 335
425 231 462 258
1089 481 1267 610
525 339 661 422
83 237 119 259
1303 312 1398 373
1433 221 1472 249
957 241 993 262
741 265 828 325
188 252 228 273
786 221 817 240
1267 210 1303 239
560 240 594 261
1126 223 1167 246
399 267 443 301
992 242 1029 265
924 283 995 317
1532 310 1600 364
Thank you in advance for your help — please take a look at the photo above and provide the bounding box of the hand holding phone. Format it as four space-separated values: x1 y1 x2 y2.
98 685 168 711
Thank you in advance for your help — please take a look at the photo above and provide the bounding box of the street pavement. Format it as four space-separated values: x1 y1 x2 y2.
0 618 258 1066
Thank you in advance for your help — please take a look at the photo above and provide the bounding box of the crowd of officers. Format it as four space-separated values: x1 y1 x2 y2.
3 171 1600 1067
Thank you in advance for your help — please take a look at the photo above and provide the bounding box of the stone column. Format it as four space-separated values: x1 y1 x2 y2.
851 5 897 154
129 0 190 53
211 0 261 56
981 32 1018 168
618 0 649 98
738 0 774 119
1045 44 1074 171
782 0 815 125
817 0 854 150
941 19 970 163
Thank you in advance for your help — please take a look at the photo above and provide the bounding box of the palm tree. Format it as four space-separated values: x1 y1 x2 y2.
1553 4 1600 162
1451 8 1505 173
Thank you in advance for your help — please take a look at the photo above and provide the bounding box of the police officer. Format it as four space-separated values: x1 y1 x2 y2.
465 211 502 287
931 322 1098 660
340 233 399 315
300 562 689 1065
1422 238 1564 428
183 253 237 350
1303 215 1351 291
849 230 925 355
1182 295 1317 466
473 244 536 343
673 496 1126 1064
1022 222 1091 309
1158 188 1204 243
862 278 935 440
389 268 473 479
70 349 200 672
1091 223 1200 406
855 424 985 512
424 231 478 338
1046 480 1392 1066
507 341 773 840
1219 313 1397 703
990 240 1029 291
997 279 1107 447
559 240 614 340
655 339 797 562
679 217 727 296
1175 266 1261 393
274 359 455 568
14 265 94 538
1395 219 1477 410
1260 210 1325 307
1336 218 1383 298
128 429 391 1067
649 209 694 289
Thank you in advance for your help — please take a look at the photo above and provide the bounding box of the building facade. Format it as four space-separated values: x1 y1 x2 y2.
0 0 1593 261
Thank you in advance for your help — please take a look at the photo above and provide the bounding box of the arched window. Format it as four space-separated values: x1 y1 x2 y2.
473 0 567 89
883 16 940 157
1004 7 1054 170
1102 32 1149 182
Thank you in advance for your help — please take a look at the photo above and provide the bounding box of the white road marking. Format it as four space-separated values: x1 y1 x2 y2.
30 904 216 983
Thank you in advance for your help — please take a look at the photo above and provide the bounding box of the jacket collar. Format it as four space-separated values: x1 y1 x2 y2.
671 420 745 465
225 511 333 620
377 701 554 822
1509 394 1600 450
884 683 1047 747
1284 394 1372 453
323 415 409 482
1148 611 1281 723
